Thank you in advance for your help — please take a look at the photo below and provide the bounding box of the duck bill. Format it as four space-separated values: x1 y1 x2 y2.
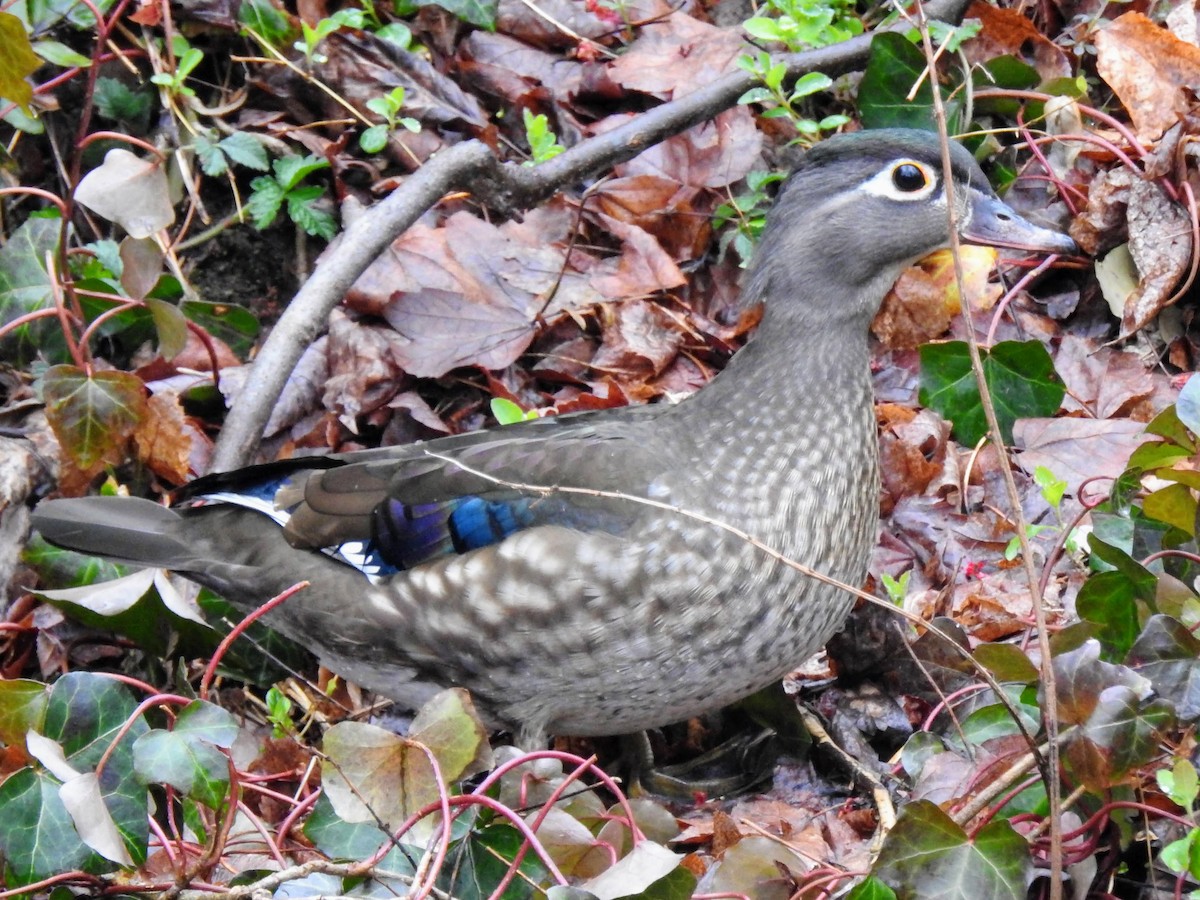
961 192 1077 255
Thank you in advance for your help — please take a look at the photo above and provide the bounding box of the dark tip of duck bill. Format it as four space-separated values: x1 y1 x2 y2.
962 192 1078 256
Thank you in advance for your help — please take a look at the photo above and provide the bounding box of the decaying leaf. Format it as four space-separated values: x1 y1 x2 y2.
75 149 174 238
1122 176 1192 335
1095 12 1200 143
872 246 1000 349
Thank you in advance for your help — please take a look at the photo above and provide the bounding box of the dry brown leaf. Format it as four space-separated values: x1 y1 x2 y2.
133 392 193 485
1055 334 1156 418
1069 165 1134 256
590 299 683 378
1012 416 1147 496
607 12 746 99
963 1 1072 82
611 106 763 190
592 174 707 260
1123 176 1193 334
871 247 999 349
1094 12 1200 143
323 311 409 430
457 31 585 110
710 810 742 856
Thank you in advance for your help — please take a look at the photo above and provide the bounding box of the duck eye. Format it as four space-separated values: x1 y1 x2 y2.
892 163 927 192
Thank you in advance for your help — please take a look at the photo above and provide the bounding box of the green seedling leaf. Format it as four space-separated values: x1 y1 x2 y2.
213 131 269 172
93 78 150 126
238 0 293 44
246 174 285 228
287 185 337 239
491 397 537 424
32 39 91 67
359 123 388 153
523 108 566 164
790 71 832 99
918 340 1064 446
1160 829 1200 879
273 152 329 190
1033 465 1067 508
1157 758 1199 811
376 22 413 47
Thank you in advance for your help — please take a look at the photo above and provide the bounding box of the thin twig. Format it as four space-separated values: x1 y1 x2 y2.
908 3 1064 895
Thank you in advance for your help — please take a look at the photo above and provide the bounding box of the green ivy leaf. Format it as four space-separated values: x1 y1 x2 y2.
918 340 1064 445
42 365 147 472
858 32 936 131
872 800 1030 898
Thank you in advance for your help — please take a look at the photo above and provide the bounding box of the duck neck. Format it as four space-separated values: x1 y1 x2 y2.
678 288 879 438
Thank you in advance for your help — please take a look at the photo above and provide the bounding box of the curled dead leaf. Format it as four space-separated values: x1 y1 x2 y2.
1094 12 1200 143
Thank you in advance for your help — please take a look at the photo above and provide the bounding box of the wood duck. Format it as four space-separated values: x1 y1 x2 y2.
32 129 1076 747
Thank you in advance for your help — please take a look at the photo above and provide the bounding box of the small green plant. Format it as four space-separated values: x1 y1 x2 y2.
264 686 295 738
491 397 539 424
736 53 849 143
149 36 203 98
246 153 337 239
742 0 862 53
1034 465 1068 508
1003 467 1073 561
712 169 785 264
193 130 270 177
522 109 566 165
881 569 911 605
360 86 421 154
294 8 364 65
1157 759 1200 885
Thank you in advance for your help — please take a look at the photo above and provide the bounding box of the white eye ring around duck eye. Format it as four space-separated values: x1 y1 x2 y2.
892 163 928 192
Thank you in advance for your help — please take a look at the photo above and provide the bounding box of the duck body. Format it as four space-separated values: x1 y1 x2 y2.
32 129 1076 743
